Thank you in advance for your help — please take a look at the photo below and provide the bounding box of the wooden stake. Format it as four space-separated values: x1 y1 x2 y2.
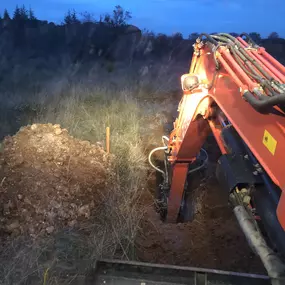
106 126 110 154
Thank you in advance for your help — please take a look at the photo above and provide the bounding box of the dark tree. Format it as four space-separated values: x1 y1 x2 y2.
142 28 153 35
103 13 111 24
111 5 131 27
13 5 29 21
64 9 80 25
153 33 169 54
3 9 11 21
28 7 37 21
156 33 168 42
13 5 21 20
188 32 199 41
141 29 155 42
12 5 29 47
171 32 183 46
268 32 279 39
20 5 29 20
80 11 95 23
172 32 183 40
229 32 239 37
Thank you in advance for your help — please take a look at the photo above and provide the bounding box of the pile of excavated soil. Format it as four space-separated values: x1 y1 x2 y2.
0 124 114 238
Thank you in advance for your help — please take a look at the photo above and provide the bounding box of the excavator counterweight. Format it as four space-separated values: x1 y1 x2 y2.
148 33 285 284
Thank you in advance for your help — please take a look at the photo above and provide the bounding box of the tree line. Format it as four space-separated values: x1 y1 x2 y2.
0 5 132 27
0 4 282 43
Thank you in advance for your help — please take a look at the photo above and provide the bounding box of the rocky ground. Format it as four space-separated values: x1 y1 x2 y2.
0 123 114 238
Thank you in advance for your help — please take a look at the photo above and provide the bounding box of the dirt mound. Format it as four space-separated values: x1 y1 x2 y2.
0 123 114 238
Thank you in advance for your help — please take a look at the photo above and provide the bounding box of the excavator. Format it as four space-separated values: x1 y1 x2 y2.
90 33 285 285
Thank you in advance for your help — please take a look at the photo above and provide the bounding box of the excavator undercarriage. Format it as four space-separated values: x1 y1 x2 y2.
147 33 285 284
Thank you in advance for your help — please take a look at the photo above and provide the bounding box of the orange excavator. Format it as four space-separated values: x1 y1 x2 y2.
91 33 285 285
147 33 285 284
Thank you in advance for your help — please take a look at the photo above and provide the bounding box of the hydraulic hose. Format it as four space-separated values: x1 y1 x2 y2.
211 35 231 44
217 34 283 97
243 91 285 113
213 42 227 69
198 33 219 45
229 46 276 95
239 32 259 47
212 35 262 80
149 142 209 178
229 45 264 81
218 33 236 40
188 148 208 174
148 146 168 178
212 34 281 98
235 47 274 81
161 136 170 183
162 136 169 146
212 34 274 80
233 41 275 82
234 205 285 280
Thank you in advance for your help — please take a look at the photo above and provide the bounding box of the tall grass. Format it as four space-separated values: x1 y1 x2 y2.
0 59 182 284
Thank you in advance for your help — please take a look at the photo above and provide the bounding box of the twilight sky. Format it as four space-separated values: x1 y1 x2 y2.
1 0 285 38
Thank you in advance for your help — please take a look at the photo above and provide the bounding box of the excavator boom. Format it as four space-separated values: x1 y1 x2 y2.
149 33 285 283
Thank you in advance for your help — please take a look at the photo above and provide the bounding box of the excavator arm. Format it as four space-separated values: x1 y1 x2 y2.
149 33 285 282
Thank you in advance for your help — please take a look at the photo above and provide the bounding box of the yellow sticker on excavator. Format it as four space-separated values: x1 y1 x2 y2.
263 130 277 155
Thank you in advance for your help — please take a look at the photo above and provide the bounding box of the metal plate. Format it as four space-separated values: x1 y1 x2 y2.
86 259 273 285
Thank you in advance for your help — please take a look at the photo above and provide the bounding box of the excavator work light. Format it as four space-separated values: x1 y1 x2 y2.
181 74 199 91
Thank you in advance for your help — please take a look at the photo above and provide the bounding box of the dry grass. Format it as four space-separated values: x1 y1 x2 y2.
0 59 181 284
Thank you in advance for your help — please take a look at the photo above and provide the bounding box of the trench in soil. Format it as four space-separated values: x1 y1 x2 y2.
135 121 266 275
